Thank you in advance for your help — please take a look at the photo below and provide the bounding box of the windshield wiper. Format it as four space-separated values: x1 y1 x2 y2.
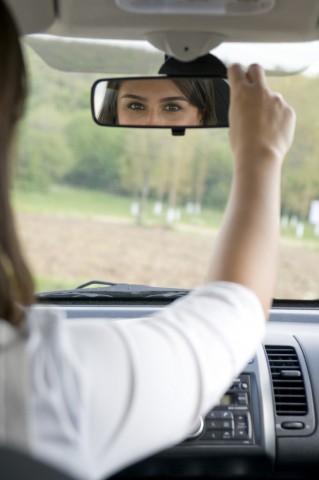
37 281 190 302
37 281 319 307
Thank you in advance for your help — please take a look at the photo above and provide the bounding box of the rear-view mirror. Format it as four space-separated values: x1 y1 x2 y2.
91 76 229 132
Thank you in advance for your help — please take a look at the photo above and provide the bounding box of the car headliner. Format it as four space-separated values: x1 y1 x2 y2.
8 0 319 75
8 0 319 45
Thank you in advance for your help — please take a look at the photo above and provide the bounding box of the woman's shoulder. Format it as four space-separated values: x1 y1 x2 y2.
26 305 66 339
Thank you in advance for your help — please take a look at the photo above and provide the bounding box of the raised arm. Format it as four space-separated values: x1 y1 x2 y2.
206 64 296 315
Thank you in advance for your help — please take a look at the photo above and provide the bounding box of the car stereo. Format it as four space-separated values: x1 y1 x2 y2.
185 374 255 445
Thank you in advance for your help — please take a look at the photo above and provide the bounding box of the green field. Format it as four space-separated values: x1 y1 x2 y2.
33 275 85 292
12 184 319 243
12 184 224 229
12 185 132 217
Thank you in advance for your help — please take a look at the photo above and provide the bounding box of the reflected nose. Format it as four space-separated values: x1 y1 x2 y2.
143 108 163 126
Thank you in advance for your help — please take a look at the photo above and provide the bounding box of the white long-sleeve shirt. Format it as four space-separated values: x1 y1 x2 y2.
21 281 265 480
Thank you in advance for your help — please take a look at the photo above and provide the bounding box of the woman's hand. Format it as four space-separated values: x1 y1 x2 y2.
228 63 296 168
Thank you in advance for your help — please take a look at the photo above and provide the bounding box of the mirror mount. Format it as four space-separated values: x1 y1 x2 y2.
145 31 224 62
159 53 227 77
171 127 186 137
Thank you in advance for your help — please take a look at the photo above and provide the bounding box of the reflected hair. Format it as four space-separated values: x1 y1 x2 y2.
97 80 121 124
97 78 218 126
0 0 35 325
173 78 217 126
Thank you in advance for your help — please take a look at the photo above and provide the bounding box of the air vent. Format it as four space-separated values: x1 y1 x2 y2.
265 345 308 416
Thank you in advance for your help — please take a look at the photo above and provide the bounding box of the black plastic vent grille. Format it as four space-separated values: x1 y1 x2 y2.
265 345 308 416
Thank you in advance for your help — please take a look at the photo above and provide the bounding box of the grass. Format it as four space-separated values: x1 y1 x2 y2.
12 185 132 218
12 184 319 243
12 184 224 230
34 275 85 293
280 221 319 245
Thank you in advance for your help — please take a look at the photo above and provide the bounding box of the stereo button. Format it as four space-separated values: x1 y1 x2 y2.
237 393 248 405
221 420 234 429
234 429 250 440
206 419 234 430
235 414 248 430
206 420 222 429
207 411 233 420
221 431 233 440
206 411 223 419
202 431 222 441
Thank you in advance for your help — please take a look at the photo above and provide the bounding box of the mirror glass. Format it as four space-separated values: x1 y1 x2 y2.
91 76 229 128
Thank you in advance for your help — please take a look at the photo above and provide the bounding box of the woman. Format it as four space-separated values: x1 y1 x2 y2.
0 0 34 326
0 1 295 480
96 77 218 126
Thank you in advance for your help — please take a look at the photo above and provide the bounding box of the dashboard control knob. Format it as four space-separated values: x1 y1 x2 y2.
187 416 204 439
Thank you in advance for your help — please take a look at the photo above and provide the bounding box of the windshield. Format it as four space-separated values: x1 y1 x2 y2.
12 38 319 299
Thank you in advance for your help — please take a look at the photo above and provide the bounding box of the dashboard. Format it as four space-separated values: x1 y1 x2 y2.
55 303 319 479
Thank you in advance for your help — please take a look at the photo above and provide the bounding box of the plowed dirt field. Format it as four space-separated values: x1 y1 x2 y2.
17 212 319 299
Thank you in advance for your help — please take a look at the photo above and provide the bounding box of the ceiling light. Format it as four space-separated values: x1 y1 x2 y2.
115 0 276 16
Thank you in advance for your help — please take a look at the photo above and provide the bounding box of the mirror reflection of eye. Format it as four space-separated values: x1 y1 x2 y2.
164 103 184 112
127 102 145 111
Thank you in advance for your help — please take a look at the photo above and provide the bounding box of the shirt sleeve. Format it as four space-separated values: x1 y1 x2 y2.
67 281 265 479
28 281 265 480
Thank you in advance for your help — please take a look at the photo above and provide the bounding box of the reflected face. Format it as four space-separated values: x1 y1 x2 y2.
117 79 202 126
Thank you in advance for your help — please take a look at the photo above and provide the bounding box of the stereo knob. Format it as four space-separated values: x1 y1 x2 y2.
187 416 204 439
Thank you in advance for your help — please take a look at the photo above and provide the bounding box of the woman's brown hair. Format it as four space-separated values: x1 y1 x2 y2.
0 0 34 325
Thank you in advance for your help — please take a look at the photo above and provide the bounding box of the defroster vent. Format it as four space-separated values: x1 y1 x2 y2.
265 345 308 416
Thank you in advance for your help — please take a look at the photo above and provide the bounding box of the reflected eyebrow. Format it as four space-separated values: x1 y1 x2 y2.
120 94 147 101
119 94 188 103
159 96 188 103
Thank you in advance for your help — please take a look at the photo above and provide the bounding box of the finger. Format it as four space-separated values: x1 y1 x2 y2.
227 63 246 88
246 63 267 88
272 92 284 102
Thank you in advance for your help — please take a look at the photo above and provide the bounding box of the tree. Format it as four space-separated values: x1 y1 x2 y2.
269 75 319 218
65 111 125 192
15 106 75 190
